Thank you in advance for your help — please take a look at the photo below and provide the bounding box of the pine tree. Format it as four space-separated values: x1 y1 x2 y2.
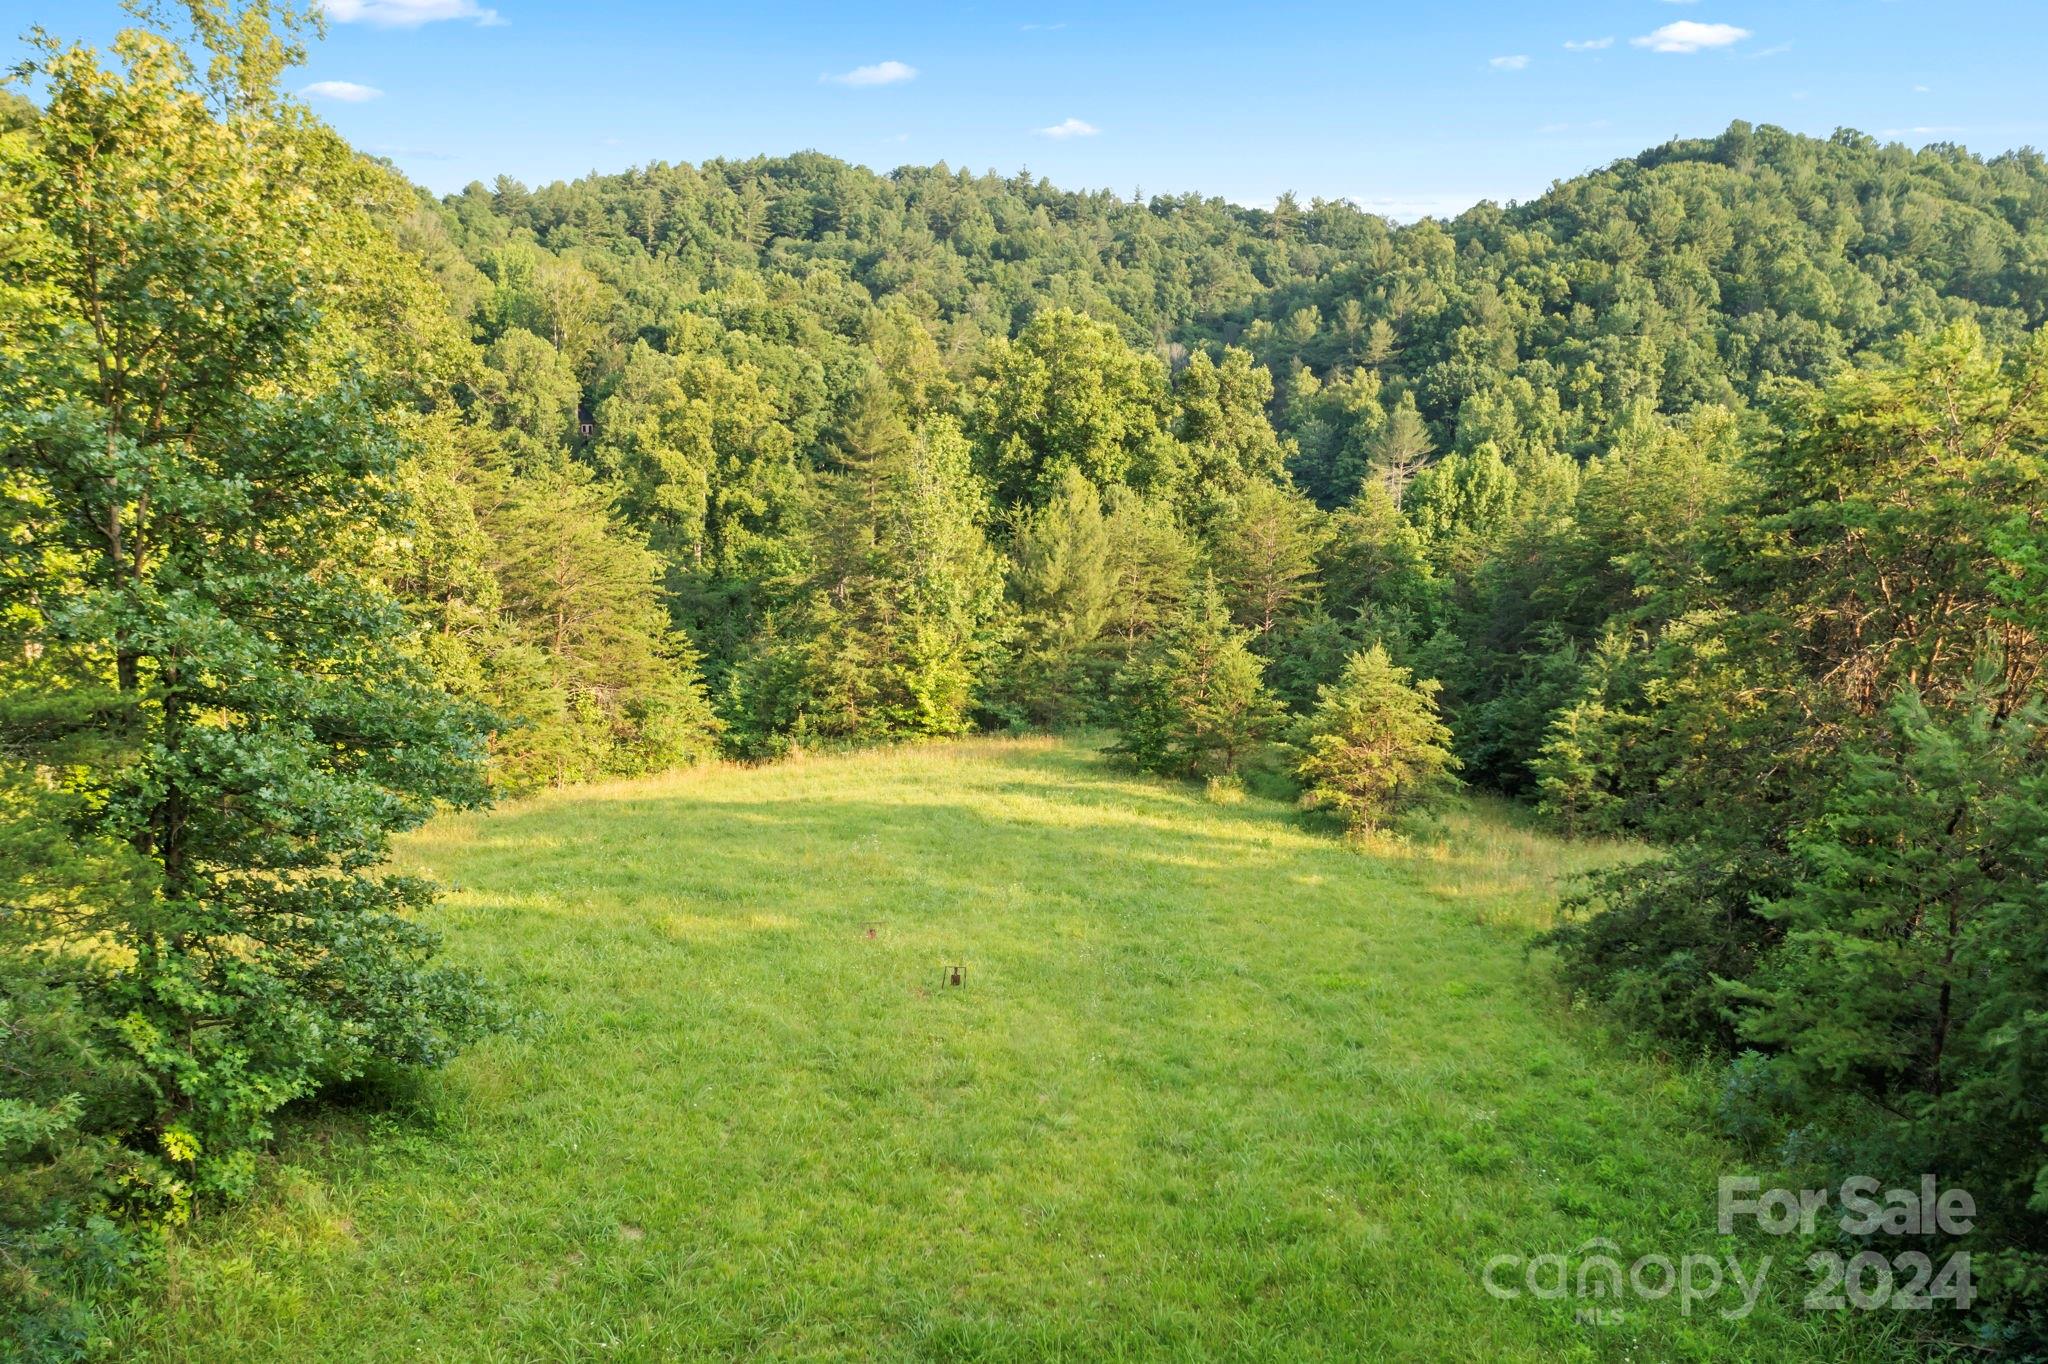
1099 487 1198 652
1000 465 1115 726
1370 396 1434 508
1296 645 1459 830
1210 479 1328 637
485 462 719 785
1530 630 1643 836
731 378 999 751
1110 581 1282 778
1728 691 2048 1270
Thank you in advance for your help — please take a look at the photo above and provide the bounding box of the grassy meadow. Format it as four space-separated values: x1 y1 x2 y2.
115 738 1922 1361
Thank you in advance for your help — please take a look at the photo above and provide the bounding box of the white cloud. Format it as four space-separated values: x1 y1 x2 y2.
1037 117 1099 138
320 0 501 27
1563 37 1614 51
303 79 383 102
1490 54 1530 70
1881 125 1965 138
823 60 917 87
1631 20 1751 53
1913 83 1932 93
1749 42 1792 58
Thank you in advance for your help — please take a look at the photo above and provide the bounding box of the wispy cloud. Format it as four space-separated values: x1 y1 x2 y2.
1913 83 1932 93
320 0 501 28
822 60 917 87
1881 125 1965 139
303 79 383 102
1749 42 1792 59
1037 117 1099 139
1631 20 1751 53
1489 54 1530 71
1019 22 1067 31
1563 37 1614 51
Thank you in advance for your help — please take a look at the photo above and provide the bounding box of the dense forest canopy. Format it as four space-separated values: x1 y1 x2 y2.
5 4 2048 1353
359 118 2048 750
443 123 2048 460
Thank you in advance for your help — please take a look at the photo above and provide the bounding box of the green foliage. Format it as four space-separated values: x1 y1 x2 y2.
1724 690 2048 1302
484 461 721 784
0 11 503 1349
1286 365 1387 506
993 465 1116 728
1109 581 1281 778
0 764 153 1356
1543 848 1786 1051
376 413 720 793
968 309 1176 506
1540 328 2048 1337
1295 645 1459 831
0 955 149 1361
1368 395 1434 508
404 131 2048 1341
725 380 1000 755
1097 486 1200 652
13 4 2048 1346
1209 479 1327 638
476 327 580 467
1529 629 1644 836
1170 346 1292 527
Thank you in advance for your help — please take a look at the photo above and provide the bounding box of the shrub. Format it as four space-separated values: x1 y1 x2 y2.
0 959 150 1361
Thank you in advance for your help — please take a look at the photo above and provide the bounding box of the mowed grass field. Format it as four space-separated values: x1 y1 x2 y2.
117 738 1919 1361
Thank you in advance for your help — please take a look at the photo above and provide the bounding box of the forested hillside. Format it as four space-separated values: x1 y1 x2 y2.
5 5 2048 1355
388 122 2048 768
449 124 2048 486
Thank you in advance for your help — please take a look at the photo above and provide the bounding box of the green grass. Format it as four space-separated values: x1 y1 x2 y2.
116 738 1925 1361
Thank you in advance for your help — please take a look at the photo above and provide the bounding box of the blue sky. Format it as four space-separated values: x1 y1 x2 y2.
7 1 2046 217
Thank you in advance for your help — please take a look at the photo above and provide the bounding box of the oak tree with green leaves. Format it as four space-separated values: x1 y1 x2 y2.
969 309 1176 506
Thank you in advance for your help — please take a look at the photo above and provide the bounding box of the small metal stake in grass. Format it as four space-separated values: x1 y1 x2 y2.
945 964 964 988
